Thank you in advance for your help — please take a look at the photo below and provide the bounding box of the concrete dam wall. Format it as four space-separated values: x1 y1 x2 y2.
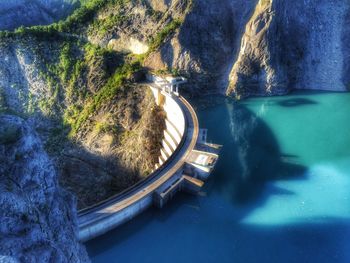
148 77 186 168
79 84 190 242
78 78 220 242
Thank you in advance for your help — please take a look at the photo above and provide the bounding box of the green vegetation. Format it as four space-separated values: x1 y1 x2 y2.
155 67 181 77
59 42 75 82
0 0 191 208
88 14 128 36
67 59 141 136
27 36 126 137
38 13 182 135
36 45 69 116
94 121 121 135
0 0 186 138
131 18 183 67
22 0 107 34
0 0 129 39
148 19 182 53
94 121 109 133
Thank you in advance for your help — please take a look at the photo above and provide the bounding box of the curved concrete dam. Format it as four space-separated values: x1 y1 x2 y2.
78 76 221 242
86 92 350 263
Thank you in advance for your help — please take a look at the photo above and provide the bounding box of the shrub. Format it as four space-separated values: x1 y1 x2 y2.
148 19 182 52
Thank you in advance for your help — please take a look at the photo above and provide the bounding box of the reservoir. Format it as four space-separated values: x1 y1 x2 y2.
86 91 350 263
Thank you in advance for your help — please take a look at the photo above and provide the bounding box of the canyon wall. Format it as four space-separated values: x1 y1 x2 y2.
0 35 165 209
144 0 258 94
143 0 350 96
0 0 78 30
0 38 164 261
1 0 349 97
1 0 350 260
227 0 350 98
0 115 89 262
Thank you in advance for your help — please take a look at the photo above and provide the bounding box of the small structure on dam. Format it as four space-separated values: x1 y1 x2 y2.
78 74 221 241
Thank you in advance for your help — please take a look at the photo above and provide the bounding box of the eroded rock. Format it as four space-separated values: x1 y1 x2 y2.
0 114 89 262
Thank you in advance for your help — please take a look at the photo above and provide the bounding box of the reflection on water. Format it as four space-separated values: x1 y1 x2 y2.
278 98 317 107
87 92 350 263
223 101 306 203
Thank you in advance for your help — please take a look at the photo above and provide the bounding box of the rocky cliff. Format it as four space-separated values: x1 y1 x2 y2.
144 0 258 94
1 0 349 261
0 115 89 262
0 0 172 260
0 32 165 208
0 0 78 30
21 0 346 99
227 0 350 98
142 0 350 97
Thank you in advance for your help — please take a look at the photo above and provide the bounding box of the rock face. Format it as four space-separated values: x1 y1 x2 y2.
142 0 350 96
0 115 89 262
0 36 165 209
1 0 349 260
87 0 188 54
144 0 258 94
59 85 166 209
228 0 284 97
226 0 350 97
146 0 172 12
0 0 78 31
2 0 348 98
0 2 167 258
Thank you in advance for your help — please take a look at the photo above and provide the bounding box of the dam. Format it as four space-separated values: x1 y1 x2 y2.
87 91 350 263
78 75 221 242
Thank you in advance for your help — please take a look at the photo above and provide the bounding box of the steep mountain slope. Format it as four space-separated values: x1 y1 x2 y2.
141 0 350 97
0 0 79 30
9 0 345 100
1 0 350 261
0 0 180 260
144 0 257 94
0 25 167 208
226 0 350 97
0 115 89 262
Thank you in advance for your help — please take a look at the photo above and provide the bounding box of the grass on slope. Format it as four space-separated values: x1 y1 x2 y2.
0 0 187 138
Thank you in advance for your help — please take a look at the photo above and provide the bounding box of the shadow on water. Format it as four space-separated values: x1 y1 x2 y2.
85 192 196 256
205 97 307 206
86 94 350 263
277 98 317 107
224 218 350 263
87 209 350 263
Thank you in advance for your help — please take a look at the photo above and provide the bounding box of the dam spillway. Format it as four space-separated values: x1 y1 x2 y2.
77 75 221 242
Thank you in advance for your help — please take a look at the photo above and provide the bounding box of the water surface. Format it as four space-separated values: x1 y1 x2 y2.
86 92 350 263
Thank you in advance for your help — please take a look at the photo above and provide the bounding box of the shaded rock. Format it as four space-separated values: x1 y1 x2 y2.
227 0 349 98
0 114 89 262
0 0 78 31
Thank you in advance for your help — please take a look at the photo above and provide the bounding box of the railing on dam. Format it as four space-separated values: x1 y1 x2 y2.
77 75 221 242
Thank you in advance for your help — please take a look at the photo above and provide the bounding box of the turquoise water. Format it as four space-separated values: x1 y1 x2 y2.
86 92 350 263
